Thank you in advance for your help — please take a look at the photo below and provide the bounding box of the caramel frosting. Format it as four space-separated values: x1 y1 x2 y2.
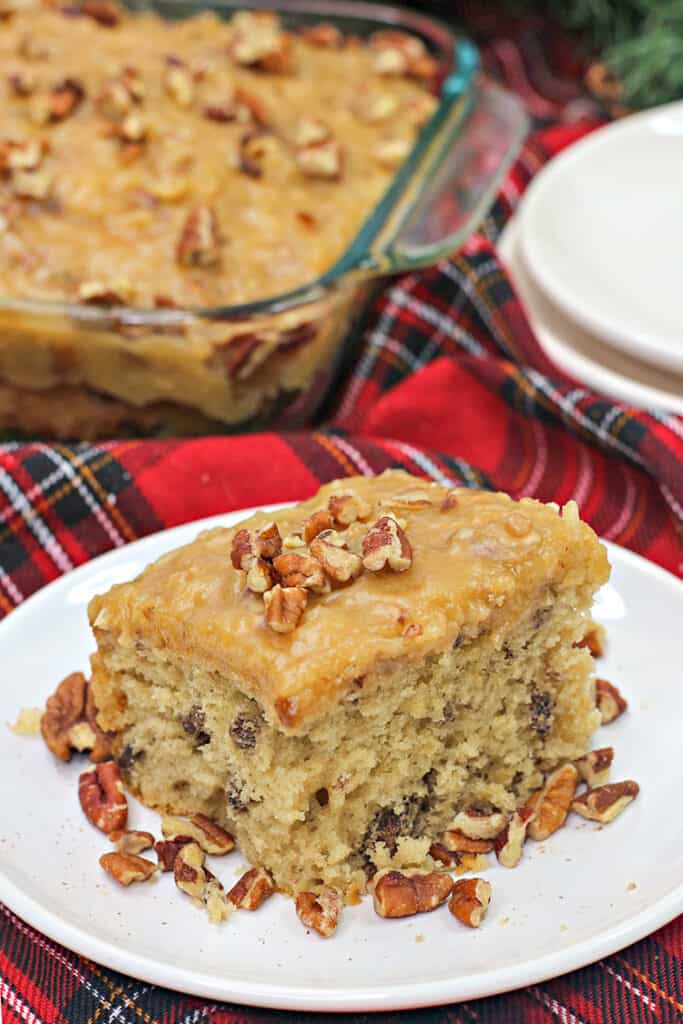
0 3 435 309
88 471 610 730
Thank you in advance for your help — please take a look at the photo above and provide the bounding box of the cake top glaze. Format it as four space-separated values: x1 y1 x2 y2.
88 470 609 729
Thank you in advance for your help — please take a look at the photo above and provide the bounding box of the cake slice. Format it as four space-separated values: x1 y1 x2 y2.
89 470 610 896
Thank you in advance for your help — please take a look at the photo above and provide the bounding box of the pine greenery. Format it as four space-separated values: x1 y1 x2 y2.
537 0 683 108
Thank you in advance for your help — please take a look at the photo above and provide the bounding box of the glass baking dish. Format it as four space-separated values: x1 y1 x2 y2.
0 0 527 439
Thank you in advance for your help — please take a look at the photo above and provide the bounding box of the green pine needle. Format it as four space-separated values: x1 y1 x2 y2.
510 0 683 108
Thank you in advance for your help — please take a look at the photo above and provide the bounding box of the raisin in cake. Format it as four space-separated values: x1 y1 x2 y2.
89 471 610 895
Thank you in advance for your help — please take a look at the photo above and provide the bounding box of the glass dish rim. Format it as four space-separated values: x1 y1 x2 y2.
0 0 478 326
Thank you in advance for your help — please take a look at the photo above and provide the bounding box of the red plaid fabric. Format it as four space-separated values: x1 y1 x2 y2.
1 14 682 1024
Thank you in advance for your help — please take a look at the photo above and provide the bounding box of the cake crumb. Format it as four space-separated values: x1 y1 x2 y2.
560 923 568 933
415 933 425 943
627 882 637 891
456 853 489 875
498 916 510 926
9 707 43 735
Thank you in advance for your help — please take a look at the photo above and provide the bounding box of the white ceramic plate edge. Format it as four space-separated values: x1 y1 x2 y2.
498 216 683 413
1 510 682 1012
516 103 683 376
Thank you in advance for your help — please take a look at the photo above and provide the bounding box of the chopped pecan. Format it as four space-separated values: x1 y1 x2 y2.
41 672 112 762
81 0 122 27
373 137 411 170
362 515 412 572
190 814 235 854
294 116 330 148
370 30 424 70
120 65 145 101
595 679 627 724
176 205 221 267
264 585 307 632
494 808 534 868
41 671 88 761
350 89 398 124
272 552 327 592
95 66 144 126
328 490 371 526
234 86 270 126
526 763 578 841
296 139 342 181
240 143 264 178
310 533 362 584
443 829 493 854
161 814 235 855
155 836 192 871
238 128 280 177
231 10 286 68
119 112 146 143
254 522 281 559
428 842 461 868
231 522 282 570
164 65 194 107
448 809 509 840
173 840 207 900
228 867 275 910
259 31 294 74
203 100 236 122
246 558 278 594
571 781 639 823
231 528 255 570
78 762 127 833
109 828 155 855
96 78 135 120
577 624 605 658
0 139 46 172
8 69 37 97
301 23 342 48
373 870 453 918
10 168 53 199
302 508 333 543
448 877 491 928
77 280 132 306
295 887 342 937
369 30 437 81
575 747 614 788
100 851 158 885
47 78 85 121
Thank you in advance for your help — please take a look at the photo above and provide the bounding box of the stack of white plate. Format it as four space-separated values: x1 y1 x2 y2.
499 102 683 413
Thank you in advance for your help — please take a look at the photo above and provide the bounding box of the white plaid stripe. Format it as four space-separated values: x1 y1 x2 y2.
525 370 648 470
0 565 23 605
519 419 548 498
601 963 658 1011
0 464 74 575
383 441 455 486
1 979 44 1024
33 444 126 549
329 437 374 476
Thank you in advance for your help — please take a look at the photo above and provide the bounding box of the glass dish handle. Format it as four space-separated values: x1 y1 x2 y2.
366 79 529 274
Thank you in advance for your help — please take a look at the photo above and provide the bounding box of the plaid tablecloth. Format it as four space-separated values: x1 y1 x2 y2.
1 12 682 1024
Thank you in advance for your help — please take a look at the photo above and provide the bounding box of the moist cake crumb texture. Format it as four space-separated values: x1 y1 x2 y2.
89 470 610 895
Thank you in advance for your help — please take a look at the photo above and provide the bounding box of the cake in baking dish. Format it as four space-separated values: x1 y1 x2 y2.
89 470 610 895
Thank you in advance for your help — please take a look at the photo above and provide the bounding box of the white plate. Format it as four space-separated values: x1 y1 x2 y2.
499 215 683 413
1 508 682 1013
517 103 683 375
